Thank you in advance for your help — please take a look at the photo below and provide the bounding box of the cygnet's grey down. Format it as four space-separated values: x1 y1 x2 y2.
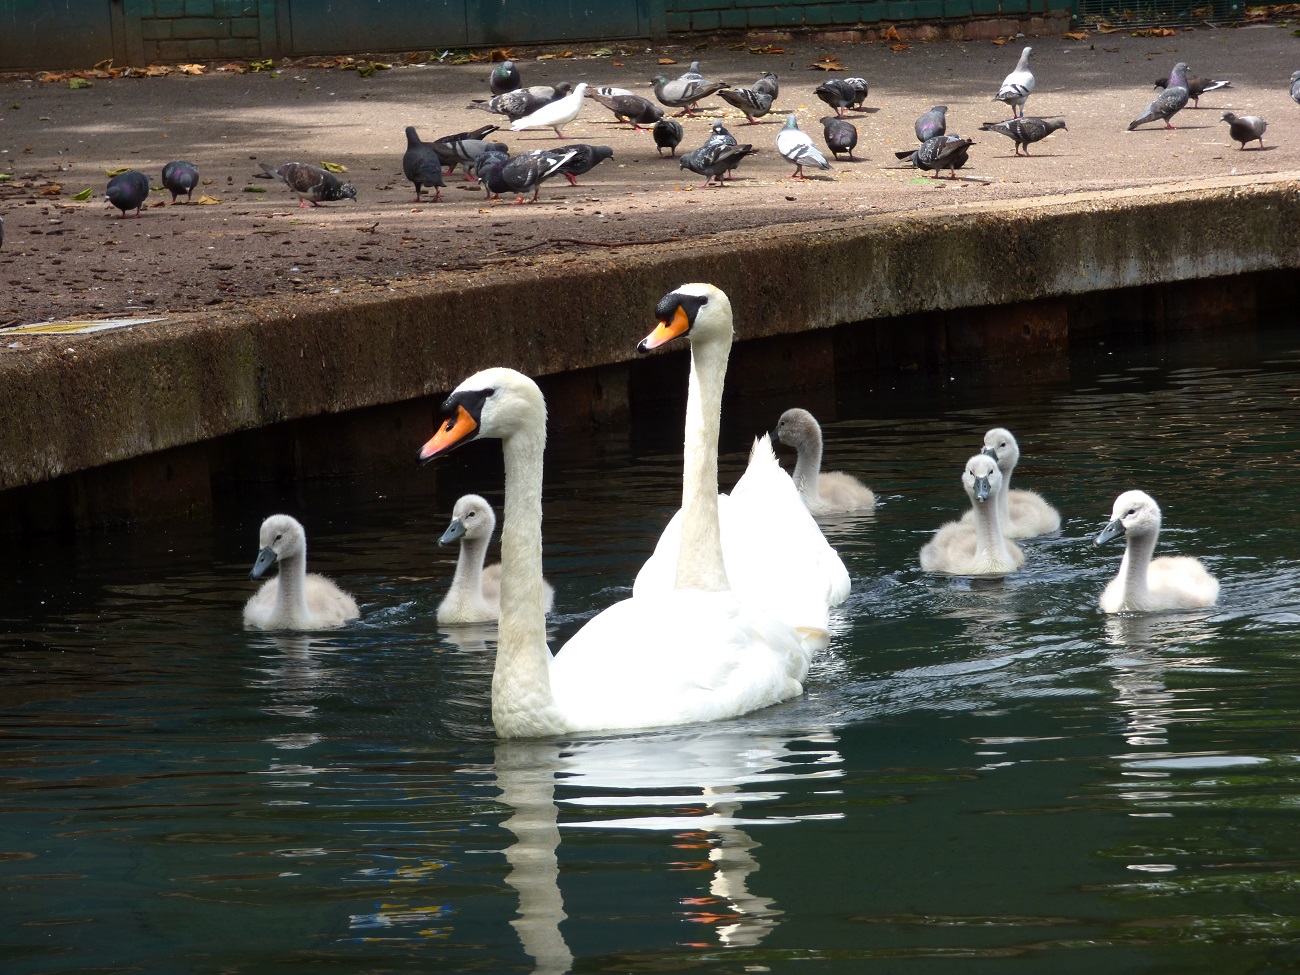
963 427 1061 539
920 454 1025 577
1094 490 1219 613
437 494 554 625
773 408 875 515
243 514 360 630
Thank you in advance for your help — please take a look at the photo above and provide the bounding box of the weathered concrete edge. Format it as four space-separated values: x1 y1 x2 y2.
3 173 1298 493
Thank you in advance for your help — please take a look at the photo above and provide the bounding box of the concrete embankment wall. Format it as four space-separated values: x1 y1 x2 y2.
2 175 1298 530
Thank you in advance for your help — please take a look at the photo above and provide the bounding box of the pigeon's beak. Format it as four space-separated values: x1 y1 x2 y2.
419 405 478 462
638 304 691 353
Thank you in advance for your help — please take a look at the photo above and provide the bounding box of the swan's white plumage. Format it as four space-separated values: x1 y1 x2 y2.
437 494 554 625
962 427 1060 539
774 407 875 516
920 454 1025 577
242 514 359 631
1096 490 1218 613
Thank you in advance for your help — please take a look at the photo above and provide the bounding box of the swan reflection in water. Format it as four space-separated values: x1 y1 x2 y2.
494 722 844 972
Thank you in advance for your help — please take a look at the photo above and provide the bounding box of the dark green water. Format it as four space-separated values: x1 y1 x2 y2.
3 327 1300 974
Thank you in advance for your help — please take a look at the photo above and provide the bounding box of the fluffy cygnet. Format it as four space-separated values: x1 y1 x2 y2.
920 454 1025 577
243 514 360 631
773 408 875 516
437 494 554 625
963 427 1060 539
1095 490 1219 613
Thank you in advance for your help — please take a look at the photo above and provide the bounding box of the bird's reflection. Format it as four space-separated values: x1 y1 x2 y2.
493 724 843 972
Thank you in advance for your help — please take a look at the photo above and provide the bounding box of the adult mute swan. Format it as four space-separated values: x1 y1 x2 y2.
773 408 875 516
920 454 1025 577
963 427 1060 539
417 362 823 738
1095 490 1219 613
437 494 554 625
632 288 850 631
243 514 360 630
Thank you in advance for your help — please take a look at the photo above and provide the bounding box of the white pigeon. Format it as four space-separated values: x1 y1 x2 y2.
994 46 1035 118
776 114 832 179
510 82 588 138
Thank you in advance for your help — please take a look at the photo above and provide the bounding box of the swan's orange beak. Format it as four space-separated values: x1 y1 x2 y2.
638 304 691 352
418 405 477 462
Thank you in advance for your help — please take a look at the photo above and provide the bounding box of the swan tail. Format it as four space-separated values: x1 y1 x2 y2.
795 626 830 656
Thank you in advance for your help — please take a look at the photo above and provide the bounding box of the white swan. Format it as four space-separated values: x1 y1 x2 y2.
1095 490 1219 613
243 514 360 630
437 494 554 625
417 363 824 738
632 290 850 632
920 454 1026 577
962 427 1060 538
773 408 875 516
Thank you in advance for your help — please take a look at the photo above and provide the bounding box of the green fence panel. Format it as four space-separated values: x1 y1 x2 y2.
285 0 469 53
0 0 114 69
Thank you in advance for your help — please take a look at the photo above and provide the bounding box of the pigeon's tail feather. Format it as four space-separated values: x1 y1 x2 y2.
258 162 282 181
1202 80 1232 93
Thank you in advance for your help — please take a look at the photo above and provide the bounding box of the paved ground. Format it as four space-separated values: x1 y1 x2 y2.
1 24 1298 324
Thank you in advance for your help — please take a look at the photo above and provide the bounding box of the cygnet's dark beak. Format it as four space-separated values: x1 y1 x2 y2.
981 446 998 461
1094 519 1125 546
249 546 277 580
972 474 992 503
439 519 466 546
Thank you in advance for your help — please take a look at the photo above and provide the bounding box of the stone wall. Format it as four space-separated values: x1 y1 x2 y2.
121 0 277 64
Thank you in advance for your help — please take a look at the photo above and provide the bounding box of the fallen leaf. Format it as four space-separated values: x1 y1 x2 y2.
72 187 93 200
1095 23 1121 32
611 61 623 66
37 115 51 121
881 25 901 40
489 48 516 61
1132 26 1176 35
105 167 129 176
178 63 206 75
658 57 678 65
536 53 556 59
69 78 93 89
249 59 274 72
319 161 348 173
1062 30 1089 39
0 173 10 181
195 194 221 204
142 64 171 77
891 43 912 51
93 58 114 70
992 37 1007 44
40 184 62 196
559 50 575 58
216 62 247 73
810 56 846 70
590 47 613 56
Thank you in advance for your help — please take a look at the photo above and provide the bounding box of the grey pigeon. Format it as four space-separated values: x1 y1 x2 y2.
1221 111 1267 149
554 144 613 185
402 126 446 202
679 141 757 187
1 213 5 250
994 46 1035 118
820 116 858 160
258 162 357 208
653 118 684 156
471 85 571 121
1154 72 1230 107
473 146 511 197
845 77 869 109
105 170 151 217
652 76 730 117
589 90 663 129
895 134 974 179
979 116 1067 155
915 106 948 142
718 85 775 124
490 59 521 96
432 123 500 175
752 71 779 100
814 79 857 118
481 148 576 203
1130 62 1189 130
703 120 737 151
1290 69 1300 105
161 160 199 203
435 136 508 181
678 61 705 82
776 114 831 178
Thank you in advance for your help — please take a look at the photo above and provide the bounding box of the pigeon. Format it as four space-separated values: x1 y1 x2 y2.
471 85 570 121
1289 69 1300 105
473 146 511 198
258 162 357 208
553 144 613 185
703 120 737 152
979 116 1067 155
588 91 663 129
510 82 588 138
480 148 576 203
652 76 730 117
813 79 858 118
679 141 757 187
490 59 521 96
105 170 151 217
1221 112 1267 149
678 61 705 82
895 135 974 179
994 46 1035 118
1 214 5 250
776 114 832 178
1154 73 1230 107
402 126 446 202
161 160 199 203
435 137 508 181
752 71 779 100
589 85 637 98
1129 62 1189 130
718 85 775 124
845 77 870 109
821 116 858 160
915 106 948 142
653 118 684 156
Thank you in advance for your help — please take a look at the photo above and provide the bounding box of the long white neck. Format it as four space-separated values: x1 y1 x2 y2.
274 550 309 622
972 491 1012 565
996 458 1014 526
495 421 567 738
1118 529 1157 605
676 331 730 592
450 534 489 601
792 427 824 504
